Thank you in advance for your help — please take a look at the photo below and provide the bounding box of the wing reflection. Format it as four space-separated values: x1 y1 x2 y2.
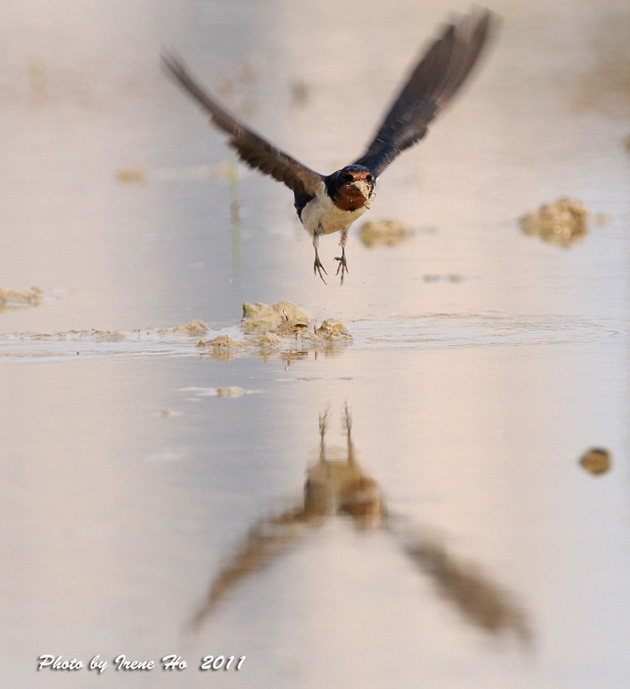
190 406 532 644
188 504 309 630
391 520 532 642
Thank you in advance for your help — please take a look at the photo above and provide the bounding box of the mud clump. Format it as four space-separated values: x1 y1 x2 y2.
116 165 148 184
195 335 247 362
197 301 351 361
579 447 611 476
316 319 349 337
169 319 209 337
359 219 414 248
0 285 43 310
519 198 590 247
241 301 312 334
3 303 346 363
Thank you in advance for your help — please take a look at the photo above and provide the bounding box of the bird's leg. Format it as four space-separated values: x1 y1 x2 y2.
318 407 330 464
314 248 328 284
313 226 327 284
343 404 356 466
335 229 349 284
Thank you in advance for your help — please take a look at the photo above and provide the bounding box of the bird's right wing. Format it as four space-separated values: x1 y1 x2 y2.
162 51 324 201
354 9 497 177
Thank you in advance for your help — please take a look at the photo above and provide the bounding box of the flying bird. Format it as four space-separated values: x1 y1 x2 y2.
162 9 497 284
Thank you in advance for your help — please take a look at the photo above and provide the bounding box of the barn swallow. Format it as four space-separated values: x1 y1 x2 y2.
162 9 496 284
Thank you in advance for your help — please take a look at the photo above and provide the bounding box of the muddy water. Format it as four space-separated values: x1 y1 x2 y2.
2 0 629 687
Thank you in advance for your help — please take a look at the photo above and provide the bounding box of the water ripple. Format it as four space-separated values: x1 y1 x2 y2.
0 311 626 362
351 311 629 350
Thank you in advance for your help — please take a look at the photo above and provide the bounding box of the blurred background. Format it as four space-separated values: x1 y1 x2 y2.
1 0 629 687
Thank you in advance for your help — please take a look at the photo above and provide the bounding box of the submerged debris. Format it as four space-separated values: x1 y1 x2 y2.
519 198 590 247
28 59 48 97
197 301 351 361
358 219 414 248
579 447 611 476
11 320 208 343
0 285 44 310
216 386 248 398
289 79 310 107
179 385 257 399
422 273 465 283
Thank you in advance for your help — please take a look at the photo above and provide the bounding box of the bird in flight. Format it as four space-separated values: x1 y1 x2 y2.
162 9 496 284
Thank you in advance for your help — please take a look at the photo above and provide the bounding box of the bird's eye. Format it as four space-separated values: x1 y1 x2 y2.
366 174 373 184
343 173 354 185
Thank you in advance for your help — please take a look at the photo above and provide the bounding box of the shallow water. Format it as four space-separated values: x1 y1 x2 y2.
2 0 629 687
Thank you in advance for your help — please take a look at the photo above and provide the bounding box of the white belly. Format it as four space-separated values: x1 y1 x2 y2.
300 186 374 237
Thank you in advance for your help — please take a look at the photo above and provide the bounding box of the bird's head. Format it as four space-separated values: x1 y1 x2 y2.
326 165 375 211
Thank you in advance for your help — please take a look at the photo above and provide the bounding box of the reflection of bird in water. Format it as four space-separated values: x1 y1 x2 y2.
189 407 532 644
163 10 497 283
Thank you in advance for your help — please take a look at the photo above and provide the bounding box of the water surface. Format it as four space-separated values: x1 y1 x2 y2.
1 1 629 687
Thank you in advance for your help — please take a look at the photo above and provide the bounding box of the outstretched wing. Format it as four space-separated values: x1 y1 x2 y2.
162 51 324 201
187 505 312 631
354 9 497 177
384 516 533 643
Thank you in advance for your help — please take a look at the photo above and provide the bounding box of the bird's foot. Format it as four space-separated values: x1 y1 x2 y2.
313 251 328 284
334 250 349 285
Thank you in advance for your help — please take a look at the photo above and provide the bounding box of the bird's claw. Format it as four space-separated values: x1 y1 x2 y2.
334 253 349 285
314 253 328 284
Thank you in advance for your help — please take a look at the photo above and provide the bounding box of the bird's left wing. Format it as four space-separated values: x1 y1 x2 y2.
162 51 324 201
353 9 497 177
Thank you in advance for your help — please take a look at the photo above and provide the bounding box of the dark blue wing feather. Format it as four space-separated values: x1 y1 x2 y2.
354 10 497 177
162 51 324 201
